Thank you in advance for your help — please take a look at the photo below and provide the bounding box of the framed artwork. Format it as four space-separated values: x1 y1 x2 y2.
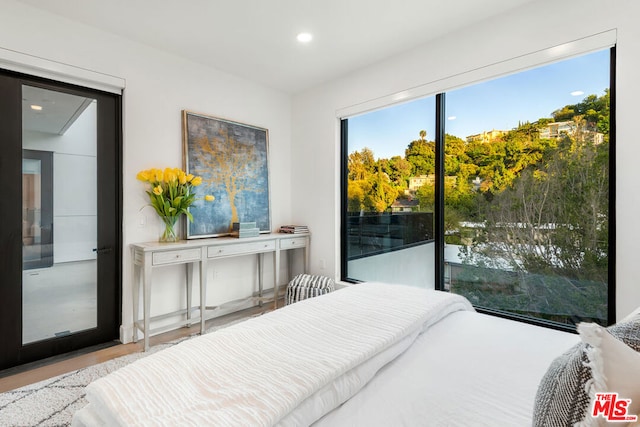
182 110 271 238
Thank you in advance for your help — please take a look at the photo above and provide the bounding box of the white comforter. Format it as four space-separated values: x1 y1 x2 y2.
72 283 473 427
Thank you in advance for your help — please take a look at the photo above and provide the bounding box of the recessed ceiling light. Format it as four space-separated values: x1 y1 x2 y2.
297 32 313 43
570 90 584 96
30 105 43 111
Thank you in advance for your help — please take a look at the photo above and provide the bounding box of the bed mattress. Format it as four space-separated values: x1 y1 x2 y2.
315 310 580 426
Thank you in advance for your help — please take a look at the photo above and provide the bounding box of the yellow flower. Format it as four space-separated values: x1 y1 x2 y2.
138 167 210 225
163 168 178 183
136 170 150 182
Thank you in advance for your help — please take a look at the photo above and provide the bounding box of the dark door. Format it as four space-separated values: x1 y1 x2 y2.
0 70 121 370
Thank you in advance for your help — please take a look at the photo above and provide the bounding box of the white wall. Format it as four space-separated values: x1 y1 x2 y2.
1 0 293 342
292 0 640 321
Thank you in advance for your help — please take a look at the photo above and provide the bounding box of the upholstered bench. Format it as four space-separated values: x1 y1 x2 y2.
285 274 335 305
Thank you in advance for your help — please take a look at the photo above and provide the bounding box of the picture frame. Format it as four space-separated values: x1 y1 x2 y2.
182 110 271 238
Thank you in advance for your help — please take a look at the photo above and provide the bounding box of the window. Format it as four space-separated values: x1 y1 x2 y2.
341 48 614 329
342 97 436 288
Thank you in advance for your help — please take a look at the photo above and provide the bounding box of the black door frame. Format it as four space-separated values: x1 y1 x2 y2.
0 69 122 371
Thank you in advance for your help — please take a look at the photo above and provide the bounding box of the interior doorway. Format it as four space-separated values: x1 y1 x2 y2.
0 70 122 371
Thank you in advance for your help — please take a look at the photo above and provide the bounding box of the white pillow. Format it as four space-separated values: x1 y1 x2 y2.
577 322 640 426
621 306 640 324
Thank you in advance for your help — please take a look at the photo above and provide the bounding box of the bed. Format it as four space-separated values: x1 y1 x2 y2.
71 282 640 426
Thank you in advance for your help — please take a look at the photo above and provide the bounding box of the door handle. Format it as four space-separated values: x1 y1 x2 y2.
93 247 113 255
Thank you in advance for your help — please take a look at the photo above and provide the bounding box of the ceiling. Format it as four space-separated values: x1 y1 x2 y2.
22 85 93 135
18 0 535 94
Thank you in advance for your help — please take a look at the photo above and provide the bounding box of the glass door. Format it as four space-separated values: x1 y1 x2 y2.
0 72 121 371
22 86 99 345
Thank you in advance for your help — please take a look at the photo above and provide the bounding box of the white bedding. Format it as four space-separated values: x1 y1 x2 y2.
315 310 580 426
72 283 473 427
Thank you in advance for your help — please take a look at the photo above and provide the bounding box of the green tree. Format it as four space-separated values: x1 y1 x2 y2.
364 165 398 212
348 147 376 181
405 131 435 175
387 156 412 188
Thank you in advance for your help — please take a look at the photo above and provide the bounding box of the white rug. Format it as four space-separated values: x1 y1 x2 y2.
0 316 258 426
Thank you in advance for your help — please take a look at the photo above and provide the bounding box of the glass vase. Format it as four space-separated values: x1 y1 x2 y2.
159 216 179 243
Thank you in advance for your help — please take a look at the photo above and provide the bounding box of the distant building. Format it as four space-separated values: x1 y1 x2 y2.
408 175 458 193
466 129 508 143
538 120 604 144
409 175 434 191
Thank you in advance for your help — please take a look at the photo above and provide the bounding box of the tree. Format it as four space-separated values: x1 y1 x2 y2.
387 156 412 188
347 180 368 213
365 165 398 212
464 137 609 284
405 131 435 175
348 148 376 180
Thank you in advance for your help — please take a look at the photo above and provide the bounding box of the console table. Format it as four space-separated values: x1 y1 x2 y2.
131 232 309 351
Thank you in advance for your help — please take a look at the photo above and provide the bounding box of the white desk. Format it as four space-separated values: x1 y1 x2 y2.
131 233 309 351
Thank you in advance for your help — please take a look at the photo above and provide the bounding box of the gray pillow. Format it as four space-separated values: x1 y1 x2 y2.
532 341 591 426
532 313 640 426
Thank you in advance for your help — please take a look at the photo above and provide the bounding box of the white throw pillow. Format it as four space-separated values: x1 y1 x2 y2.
577 322 640 426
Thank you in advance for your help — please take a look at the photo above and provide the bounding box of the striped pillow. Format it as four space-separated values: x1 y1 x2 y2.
285 274 335 305
532 313 640 426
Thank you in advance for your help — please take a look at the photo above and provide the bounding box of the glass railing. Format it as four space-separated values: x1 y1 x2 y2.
346 212 434 259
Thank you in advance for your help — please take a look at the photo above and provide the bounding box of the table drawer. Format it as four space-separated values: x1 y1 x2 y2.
208 240 276 258
280 237 307 250
152 248 201 265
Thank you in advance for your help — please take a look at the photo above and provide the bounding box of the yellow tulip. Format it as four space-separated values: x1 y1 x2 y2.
178 172 187 185
154 169 163 182
186 174 194 182
163 168 177 183
136 171 150 182
205 194 215 202
153 185 163 196
191 176 203 186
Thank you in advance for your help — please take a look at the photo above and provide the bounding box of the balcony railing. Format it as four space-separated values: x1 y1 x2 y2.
347 212 434 260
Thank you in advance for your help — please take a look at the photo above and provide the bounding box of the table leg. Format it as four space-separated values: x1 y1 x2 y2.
258 253 264 307
274 249 280 309
143 259 152 352
200 259 206 334
132 263 140 343
186 262 193 325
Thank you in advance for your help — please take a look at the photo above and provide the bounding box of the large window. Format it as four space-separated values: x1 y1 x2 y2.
341 48 614 329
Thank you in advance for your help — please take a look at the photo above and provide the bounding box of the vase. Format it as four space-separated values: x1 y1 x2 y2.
159 216 179 242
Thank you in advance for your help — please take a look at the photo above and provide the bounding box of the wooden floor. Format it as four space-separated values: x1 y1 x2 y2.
0 304 270 393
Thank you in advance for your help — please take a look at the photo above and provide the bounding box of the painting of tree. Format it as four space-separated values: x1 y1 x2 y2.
182 111 270 237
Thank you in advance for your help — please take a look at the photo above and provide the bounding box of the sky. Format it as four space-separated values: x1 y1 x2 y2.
348 49 611 160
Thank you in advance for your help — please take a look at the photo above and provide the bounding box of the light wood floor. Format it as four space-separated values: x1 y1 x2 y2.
0 304 270 393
